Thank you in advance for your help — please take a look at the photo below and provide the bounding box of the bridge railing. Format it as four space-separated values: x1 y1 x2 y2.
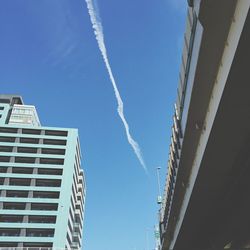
160 6 198 238
160 107 182 230
176 8 197 122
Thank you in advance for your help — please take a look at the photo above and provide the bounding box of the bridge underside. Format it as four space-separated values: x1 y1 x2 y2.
174 9 250 250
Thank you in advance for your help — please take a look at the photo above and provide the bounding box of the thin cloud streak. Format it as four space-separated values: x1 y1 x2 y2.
85 0 147 174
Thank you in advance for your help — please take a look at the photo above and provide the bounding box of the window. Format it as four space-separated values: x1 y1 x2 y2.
33 191 60 199
20 137 39 144
75 211 83 228
9 178 31 186
41 148 65 155
0 136 15 142
76 204 83 215
31 203 58 211
0 107 4 110
26 228 54 237
23 242 52 248
17 147 37 153
40 158 64 165
0 127 18 133
0 228 20 237
0 167 7 173
12 167 33 174
0 156 10 162
0 242 18 247
3 202 26 210
45 130 68 137
6 190 29 198
38 168 63 175
22 128 41 135
0 215 23 223
0 146 12 152
36 179 61 187
43 139 66 146
0 178 4 185
15 157 36 164
28 215 56 224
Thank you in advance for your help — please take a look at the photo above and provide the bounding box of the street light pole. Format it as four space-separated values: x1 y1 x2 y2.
156 167 162 205
156 167 161 196
156 167 162 250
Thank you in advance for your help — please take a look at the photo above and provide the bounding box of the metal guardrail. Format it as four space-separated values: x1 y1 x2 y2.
160 7 198 236
160 108 182 228
176 8 197 121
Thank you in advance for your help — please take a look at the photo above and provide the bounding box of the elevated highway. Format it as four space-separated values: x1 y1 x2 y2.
160 1 250 249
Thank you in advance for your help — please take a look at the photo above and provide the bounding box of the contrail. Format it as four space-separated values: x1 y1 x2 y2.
85 0 147 173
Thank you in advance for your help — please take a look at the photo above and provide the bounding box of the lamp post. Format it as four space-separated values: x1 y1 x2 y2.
156 167 162 206
156 167 162 250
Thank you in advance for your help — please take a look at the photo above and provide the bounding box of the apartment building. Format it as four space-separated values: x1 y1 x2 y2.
0 95 86 249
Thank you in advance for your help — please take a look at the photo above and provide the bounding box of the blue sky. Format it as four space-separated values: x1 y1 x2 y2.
0 0 187 249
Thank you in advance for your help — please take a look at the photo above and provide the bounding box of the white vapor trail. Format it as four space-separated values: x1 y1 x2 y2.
85 0 147 173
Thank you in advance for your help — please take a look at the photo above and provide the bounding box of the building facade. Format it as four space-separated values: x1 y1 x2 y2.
0 95 86 249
